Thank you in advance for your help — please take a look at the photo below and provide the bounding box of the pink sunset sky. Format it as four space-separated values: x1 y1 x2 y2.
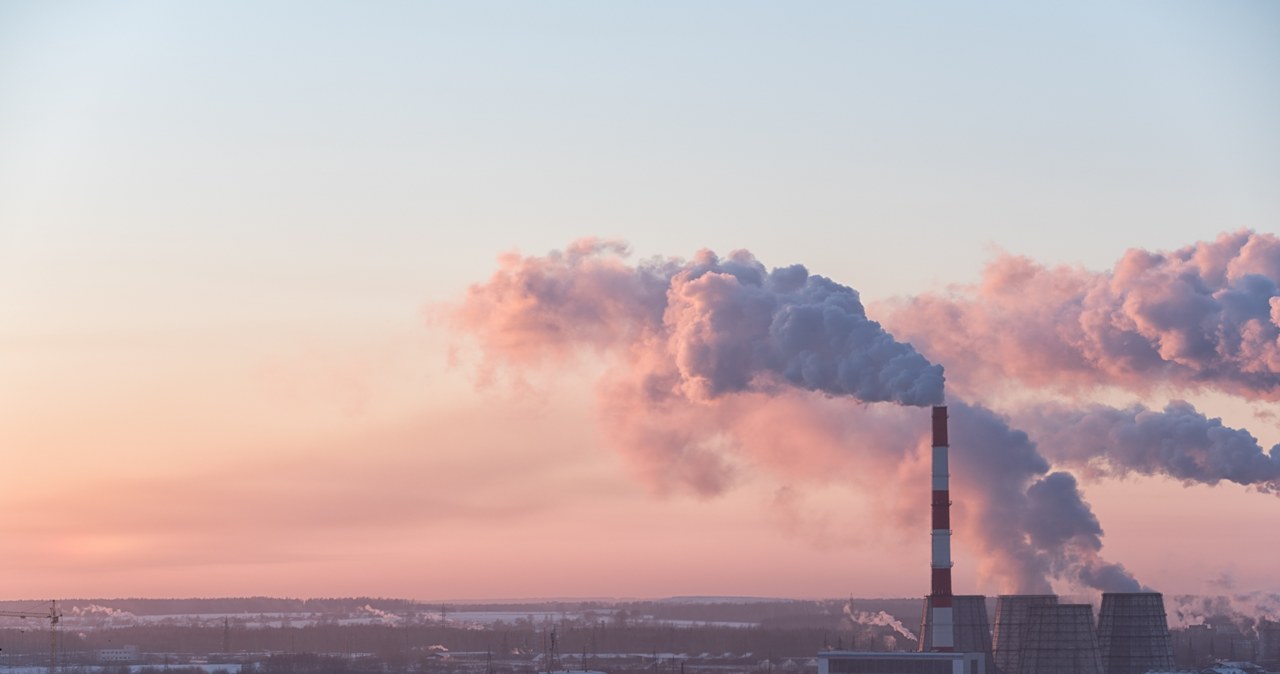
1 2 1278 601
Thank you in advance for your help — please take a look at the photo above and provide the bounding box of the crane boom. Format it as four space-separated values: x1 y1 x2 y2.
0 601 61 674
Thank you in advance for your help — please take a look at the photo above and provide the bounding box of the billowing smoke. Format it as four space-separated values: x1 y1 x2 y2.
1014 401 1280 494
452 239 943 407
880 230 1280 401
942 403 1139 593
447 240 1141 593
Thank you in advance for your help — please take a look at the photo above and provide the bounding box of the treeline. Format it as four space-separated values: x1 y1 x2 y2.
0 597 926 625
630 598 924 625
15 598 425 616
0 621 898 662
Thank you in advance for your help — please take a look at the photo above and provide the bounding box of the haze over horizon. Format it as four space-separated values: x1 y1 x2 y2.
1 1 1278 602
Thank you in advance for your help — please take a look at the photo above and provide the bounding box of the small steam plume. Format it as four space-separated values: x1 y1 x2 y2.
359 605 401 623
843 601 917 641
447 241 1139 593
880 230 1280 401
1014 401 1280 494
69 604 135 619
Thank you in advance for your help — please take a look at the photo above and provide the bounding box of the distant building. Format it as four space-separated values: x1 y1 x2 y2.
98 645 139 662
1174 623 1258 667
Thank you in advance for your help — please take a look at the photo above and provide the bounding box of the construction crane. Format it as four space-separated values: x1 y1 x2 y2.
0 601 61 674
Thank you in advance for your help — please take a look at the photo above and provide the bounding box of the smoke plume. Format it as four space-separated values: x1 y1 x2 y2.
360 605 402 624
451 238 944 407
1014 401 1280 494
843 601 918 641
1170 592 1280 629
69 604 136 619
448 240 1141 593
946 403 1139 593
880 230 1280 401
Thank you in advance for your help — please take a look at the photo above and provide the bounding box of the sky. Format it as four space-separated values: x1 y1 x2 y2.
1 1 1278 602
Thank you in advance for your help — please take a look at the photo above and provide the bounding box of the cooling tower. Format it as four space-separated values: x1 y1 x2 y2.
992 595 1058 674
1017 604 1103 674
919 595 993 667
1260 618 1280 671
1096 592 1174 674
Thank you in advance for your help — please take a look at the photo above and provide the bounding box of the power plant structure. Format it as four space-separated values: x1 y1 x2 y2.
992 595 1058 674
820 406 988 674
1017 603 1104 674
819 406 1185 674
918 595 992 658
1260 618 1280 672
924 405 955 652
1096 592 1175 674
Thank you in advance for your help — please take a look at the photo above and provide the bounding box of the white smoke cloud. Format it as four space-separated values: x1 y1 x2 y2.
447 233 1280 595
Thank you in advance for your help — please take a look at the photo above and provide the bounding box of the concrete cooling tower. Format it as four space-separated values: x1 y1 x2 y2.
919 595 993 667
992 594 1057 674
1260 618 1280 672
1017 604 1103 674
1096 592 1175 674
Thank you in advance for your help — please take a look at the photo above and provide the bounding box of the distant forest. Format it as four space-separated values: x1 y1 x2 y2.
0 597 928 624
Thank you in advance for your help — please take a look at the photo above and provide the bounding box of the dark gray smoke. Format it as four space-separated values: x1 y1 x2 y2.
949 403 1141 593
1024 472 1142 592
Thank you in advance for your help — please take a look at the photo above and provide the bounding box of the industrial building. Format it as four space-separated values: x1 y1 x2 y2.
820 406 1198 674
821 407 988 674
1176 622 1260 666
1261 619 1280 672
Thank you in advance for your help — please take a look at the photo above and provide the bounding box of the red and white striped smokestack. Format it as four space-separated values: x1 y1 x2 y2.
929 405 955 651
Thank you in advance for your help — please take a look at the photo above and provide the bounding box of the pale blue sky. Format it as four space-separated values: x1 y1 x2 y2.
2 1 1277 324
1 1 1278 599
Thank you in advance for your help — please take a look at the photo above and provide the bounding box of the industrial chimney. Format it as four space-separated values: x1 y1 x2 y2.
919 595 993 668
924 405 954 651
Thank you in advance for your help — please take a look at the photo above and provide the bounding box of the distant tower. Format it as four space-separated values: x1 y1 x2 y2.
1096 592 1174 674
